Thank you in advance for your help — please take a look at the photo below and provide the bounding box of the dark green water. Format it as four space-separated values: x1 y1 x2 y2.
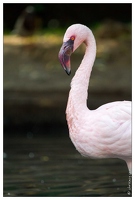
4 127 131 197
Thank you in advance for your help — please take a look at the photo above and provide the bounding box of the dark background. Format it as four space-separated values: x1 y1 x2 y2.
4 3 132 31
4 3 132 130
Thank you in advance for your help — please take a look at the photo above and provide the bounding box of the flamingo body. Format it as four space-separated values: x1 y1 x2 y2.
58 24 131 174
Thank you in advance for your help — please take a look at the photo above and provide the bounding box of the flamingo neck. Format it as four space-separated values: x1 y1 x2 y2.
67 30 96 113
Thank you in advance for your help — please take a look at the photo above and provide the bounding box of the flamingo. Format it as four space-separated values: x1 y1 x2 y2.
58 24 132 174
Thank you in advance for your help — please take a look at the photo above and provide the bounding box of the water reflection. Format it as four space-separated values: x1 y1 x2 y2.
4 128 131 197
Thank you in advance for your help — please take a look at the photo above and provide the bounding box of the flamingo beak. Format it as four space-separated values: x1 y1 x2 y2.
58 39 74 75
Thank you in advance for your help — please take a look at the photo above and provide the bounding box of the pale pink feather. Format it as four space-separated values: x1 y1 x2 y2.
62 24 131 174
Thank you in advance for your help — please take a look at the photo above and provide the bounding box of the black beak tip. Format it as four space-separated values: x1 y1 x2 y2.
65 68 71 75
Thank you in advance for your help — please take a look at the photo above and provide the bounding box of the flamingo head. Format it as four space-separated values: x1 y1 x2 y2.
58 24 88 75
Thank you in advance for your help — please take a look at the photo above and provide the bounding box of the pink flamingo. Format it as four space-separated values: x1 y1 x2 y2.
58 24 131 174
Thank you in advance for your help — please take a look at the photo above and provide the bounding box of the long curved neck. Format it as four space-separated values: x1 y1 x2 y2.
67 30 96 113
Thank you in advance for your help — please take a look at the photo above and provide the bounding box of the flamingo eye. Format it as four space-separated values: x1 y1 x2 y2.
70 36 75 41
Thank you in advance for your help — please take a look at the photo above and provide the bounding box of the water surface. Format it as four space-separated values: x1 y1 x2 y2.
4 127 131 197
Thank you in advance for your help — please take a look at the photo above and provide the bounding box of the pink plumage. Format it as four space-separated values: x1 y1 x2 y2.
58 24 131 174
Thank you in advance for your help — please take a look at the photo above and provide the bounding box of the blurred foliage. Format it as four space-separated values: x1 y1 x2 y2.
4 3 131 33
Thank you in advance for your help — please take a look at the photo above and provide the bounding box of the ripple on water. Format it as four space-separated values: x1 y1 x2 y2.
4 133 131 197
